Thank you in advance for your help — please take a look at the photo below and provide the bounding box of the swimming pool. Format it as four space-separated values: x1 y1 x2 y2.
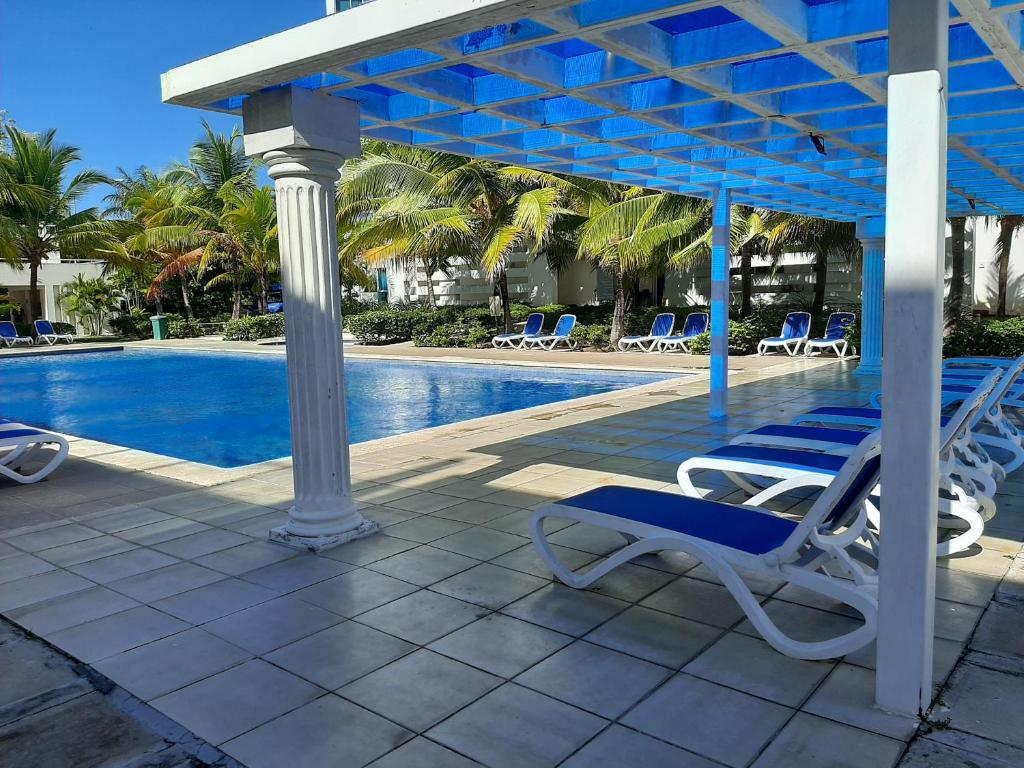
0 350 678 468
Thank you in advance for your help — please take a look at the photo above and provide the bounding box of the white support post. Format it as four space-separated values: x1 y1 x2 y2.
243 87 377 551
710 188 731 419
855 217 885 376
876 0 948 715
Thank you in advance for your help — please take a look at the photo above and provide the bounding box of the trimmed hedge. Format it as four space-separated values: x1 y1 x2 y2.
169 318 204 339
945 316 1024 358
222 314 286 341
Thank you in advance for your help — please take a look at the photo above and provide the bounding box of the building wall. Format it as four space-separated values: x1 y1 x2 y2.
0 257 107 332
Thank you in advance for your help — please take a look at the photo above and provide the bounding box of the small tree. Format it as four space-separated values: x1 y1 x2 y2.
947 217 968 327
60 275 118 335
993 215 1023 318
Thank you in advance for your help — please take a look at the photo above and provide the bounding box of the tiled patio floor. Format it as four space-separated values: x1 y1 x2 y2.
2 357 1022 768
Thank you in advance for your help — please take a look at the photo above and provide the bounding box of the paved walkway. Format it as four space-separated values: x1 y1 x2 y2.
0 356 1021 767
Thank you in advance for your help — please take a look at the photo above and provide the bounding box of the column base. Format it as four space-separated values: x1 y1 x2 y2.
269 517 379 553
854 363 882 376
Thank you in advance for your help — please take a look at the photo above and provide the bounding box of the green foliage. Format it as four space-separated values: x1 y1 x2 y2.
222 313 286 341
59 275 119 335
110 309 153 339
414 320 492 348
346 306 427 344
169 318 203 338
571 323 612 350
944 316 1024 358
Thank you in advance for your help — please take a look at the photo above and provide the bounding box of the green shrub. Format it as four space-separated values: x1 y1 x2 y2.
169 318 204 338
413 320 491 348
110 310 152 339
945 316 1024 358
571 323 612 350
346 306 425 344
222 314 286 341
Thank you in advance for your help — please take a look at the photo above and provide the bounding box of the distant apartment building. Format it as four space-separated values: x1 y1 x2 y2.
0 253 107 330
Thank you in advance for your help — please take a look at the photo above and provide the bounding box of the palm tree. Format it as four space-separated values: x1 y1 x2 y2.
218 186 279 314
767 215 860 317
577 186 708 343
59 274 118 335
947 216 968 327
993 215 1023 318
0 127 114 322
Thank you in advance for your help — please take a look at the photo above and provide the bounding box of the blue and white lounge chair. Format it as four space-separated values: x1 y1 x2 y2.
521 314 577 350
0 422 69 483
757 311 812 356
657 312 710 353
531 434 881 660
0 321 33 347
804 312 856 359
34 320 75 345
682 372 1002 556
617 312 675 352
492 312 544 349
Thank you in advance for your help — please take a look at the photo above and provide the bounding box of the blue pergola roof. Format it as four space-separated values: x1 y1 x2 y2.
164 0 1024 220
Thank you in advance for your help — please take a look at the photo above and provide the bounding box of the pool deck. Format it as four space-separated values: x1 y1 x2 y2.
1 354 1022 768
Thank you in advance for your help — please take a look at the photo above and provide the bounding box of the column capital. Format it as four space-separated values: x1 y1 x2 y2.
242 85 361 159
263 148 344 184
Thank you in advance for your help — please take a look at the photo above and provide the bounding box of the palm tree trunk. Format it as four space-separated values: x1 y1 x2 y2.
997 218 1014 318
28 257 41 323
423 258 437 309
740 246 753 318
610 263 627 344
947 217 967 327
232 276 242 320
180 273 195 320
258 275 269 314
496 269 513 333
812 252 828 316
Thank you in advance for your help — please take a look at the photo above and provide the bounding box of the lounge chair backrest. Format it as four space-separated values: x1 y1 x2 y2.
776 432 881 558
0 321 16 338
553 314 576 337
34 319 54 335
823 312 856 340
683 312 709 337
651 313 675 337
523 313 544 336
781 312 811 340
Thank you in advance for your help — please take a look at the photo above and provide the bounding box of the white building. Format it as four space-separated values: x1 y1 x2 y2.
0 254 107 331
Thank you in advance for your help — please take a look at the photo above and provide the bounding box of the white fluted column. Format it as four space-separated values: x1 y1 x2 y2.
710 188 731 419
243 87 373 551
856 217 885 376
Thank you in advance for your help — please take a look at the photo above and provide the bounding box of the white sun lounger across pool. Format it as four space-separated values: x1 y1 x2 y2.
0 422 69 484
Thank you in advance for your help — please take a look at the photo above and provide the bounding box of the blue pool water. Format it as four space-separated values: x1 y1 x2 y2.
0 350 677 468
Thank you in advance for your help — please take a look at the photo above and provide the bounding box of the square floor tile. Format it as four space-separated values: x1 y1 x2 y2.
0 553 56 585
431 563 548 610
340 649 501 731
239 555 354 592
202 596 343 655
34 536 137 567
547 524 629 556
431 528 529 561
515 640 669 719
803 664 919 740
733 598 864 645
68 549 179 584
640 577 748 629
320 534 419 566
116 518 210 546
622 674 792 768
429 614 572 678
0 570 93 613
108 562 224 602
357 590 486 645
221 694 413 768
265 622 415 690
194 541 298 576
502 584 627 637
293 569 418 617
153 578 279 624
583 562 677 603
584 606 722 669
93 627 251 700
492 544 598 580
150 659 324 745
751 713 904 768
385 516 470 543
366 737 481 768
7 585 139 635
152 529 252 559
434 499 520 525
86 507 171 533
6 524 102 552
428 683 606 768
685 633 833 707
562 724 719 768
367 546 479 587
936 663 1024 748
47 605 190 662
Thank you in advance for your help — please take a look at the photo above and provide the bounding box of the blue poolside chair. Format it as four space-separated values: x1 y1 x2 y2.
618 312 675 352
804 312 856 359
521 314 577 350
0 321 33 348
34 319 75 345
757 311 812 356
657 312 709 353
531 433 882 660
493 312 544 349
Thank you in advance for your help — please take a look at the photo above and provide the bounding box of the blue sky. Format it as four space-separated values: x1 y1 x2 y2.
1 0 325 210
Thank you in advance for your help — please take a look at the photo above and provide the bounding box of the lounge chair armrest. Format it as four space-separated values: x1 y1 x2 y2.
743 473 833 507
